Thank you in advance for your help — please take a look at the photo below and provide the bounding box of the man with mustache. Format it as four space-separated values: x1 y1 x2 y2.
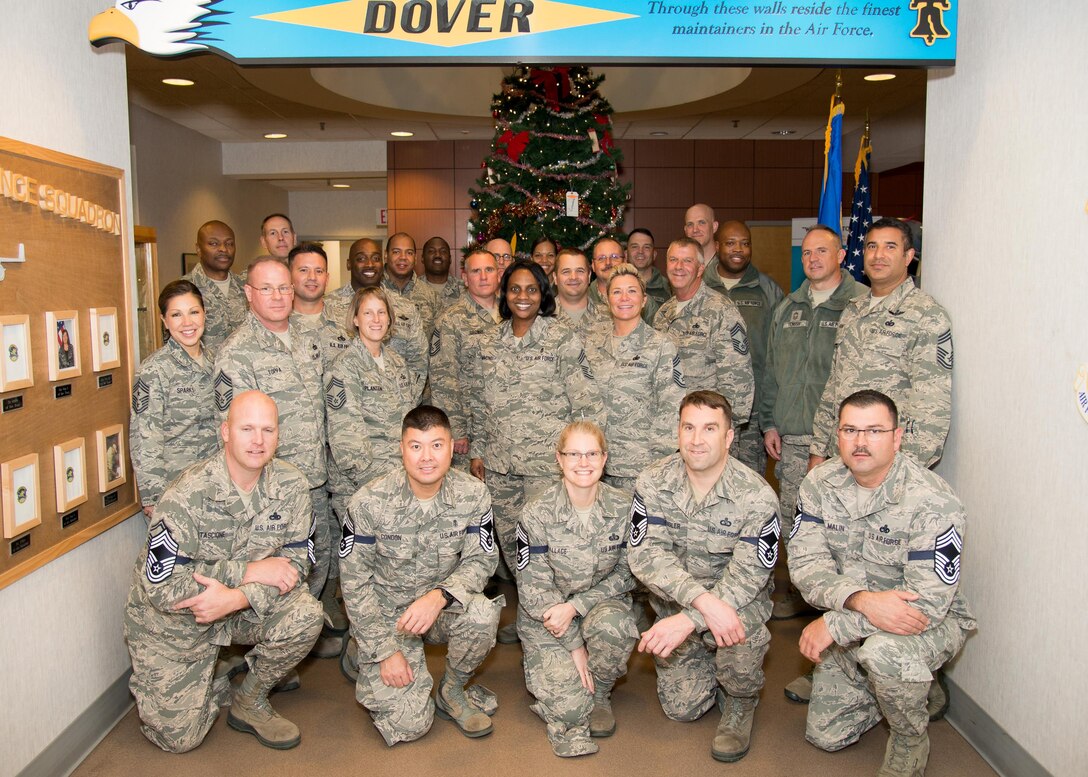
789 389 974 776
383 232 441 336
184 220 247 349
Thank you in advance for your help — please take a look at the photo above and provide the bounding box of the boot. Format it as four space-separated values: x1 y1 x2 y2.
877 731 930 777
212 652 248 706
227 672 301 750
272 668 300 694
339 636 359 683
465 683 499 716
711 694 757 763
320 582 348 635
552 737 599 758
784 671 812 704
927 671 950 722
496 622 520 644
589 681 616 737
310 630 345 659
772 585 816 620
435 671 493 738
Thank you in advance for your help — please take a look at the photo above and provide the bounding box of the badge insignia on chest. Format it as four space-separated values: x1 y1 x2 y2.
629 491 648 547
757 513 781 569
933 525 962 585
145 526 179 584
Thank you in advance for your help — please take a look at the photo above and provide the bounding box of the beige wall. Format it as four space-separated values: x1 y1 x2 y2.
0 4 147 777
129 105 289 293
925 2 1088 775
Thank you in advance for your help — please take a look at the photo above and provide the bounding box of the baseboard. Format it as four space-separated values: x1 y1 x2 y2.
945 677 1051 777
17 670 133 777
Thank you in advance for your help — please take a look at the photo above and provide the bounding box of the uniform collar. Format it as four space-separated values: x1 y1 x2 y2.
823 453 907 512
209 450 288 502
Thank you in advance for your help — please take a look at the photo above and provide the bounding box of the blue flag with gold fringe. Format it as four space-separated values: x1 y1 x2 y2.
842 131 873 284
817 94 845 235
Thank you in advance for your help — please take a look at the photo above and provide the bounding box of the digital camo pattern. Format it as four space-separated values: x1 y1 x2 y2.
464 315 601 477
325 339 424 502
339 467 500 745
583 319 686 478
428 295 499 441
291 307 354 372
129 338 219 507
383 275 442 344
809 278 953 466
515 481 638 752
627 454 778 717
555 295 611 342
213 313 327 487
758 275 861 436
653 283 755 425
773 435 811 541
123 452 321 752
324 284 430 385
183 263 248 350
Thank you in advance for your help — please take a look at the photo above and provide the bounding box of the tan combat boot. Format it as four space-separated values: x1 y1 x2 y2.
877 731 930 776
319 582 349 634
228 673 301 749
435 673 493 738
711 694 758 762
589 681 616 737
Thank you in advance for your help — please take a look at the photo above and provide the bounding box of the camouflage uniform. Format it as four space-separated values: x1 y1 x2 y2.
556 297 610 342
759 275 860 537
325 284 430 386
515 481 638 752
428 295 499 469
213 314 329 595
810 278 953 466
644 266 671 306
628 455 779 721
583 319 686 489
464 315 601 572
590 280 659 324
705 262 780 476
292 307 354 372
424 276 463 308
383 276 441 341
130 338 219 509
653 282 755 426
704 255 784 311
788 454 975 750
183 263 248 350
123 451 322 753
339 468 501 746
325 339 424 519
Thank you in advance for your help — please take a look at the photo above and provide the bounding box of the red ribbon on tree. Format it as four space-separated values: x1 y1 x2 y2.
530 66 572 110
496 129 531 162
594 113 614 155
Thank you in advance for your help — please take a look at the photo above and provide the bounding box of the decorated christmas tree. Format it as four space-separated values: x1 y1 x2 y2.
468 66 631 256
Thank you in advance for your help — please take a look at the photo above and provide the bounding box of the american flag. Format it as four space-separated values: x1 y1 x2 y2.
842 132 873 284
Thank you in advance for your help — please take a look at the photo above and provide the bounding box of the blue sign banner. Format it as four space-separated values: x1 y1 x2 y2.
89 0 957 65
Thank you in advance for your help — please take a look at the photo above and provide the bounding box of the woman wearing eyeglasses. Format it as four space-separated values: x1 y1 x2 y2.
130 280 220 519
464 261 601 632
515 421 637 758
584 264 687 495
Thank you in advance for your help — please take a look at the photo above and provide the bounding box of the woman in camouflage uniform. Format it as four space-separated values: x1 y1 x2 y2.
129 280 219 518
584 264 686 495
516 421 638 758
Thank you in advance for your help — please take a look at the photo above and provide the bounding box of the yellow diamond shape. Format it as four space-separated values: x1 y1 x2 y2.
256 0 636 48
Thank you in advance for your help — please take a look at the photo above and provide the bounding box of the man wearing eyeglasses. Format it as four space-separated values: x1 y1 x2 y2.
485 238 515 284
184 220 247 349
214 258 329 692
789 389 974 776
590 236 658 324
628 390 779 764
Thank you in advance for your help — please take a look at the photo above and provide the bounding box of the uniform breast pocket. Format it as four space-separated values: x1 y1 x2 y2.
594 543 622 576
706 533 737 558
861 534 908 588
376 535 417 561
870 325 911 361
436 537 462 578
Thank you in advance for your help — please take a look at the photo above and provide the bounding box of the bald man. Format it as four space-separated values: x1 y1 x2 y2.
124 390 322 753
183 220 248 349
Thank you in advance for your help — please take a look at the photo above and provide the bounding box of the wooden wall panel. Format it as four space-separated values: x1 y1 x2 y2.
695 139 755 168
453 140 491 169
634 140 694 167
754 139 819 168
392 140 455 169
388 169 456 210
632 167 693 208
388 209 457 248
754 168 818 209
693 167 756 211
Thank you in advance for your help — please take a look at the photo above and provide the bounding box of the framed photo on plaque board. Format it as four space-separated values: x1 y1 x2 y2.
95 424 126 493
2 453 41 538
45 310 81 382
53 438 87 512
0 315 34 392
90 307 121 372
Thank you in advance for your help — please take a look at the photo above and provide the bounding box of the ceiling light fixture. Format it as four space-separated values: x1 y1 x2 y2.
864 73 897 82
390 131 414 138
264 132 287 139
649 131 669 137
332 183 351 189
162 78 194 86
771 130 796 136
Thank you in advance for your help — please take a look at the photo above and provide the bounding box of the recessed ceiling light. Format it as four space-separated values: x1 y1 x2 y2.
332 183 351 189
649 131 669 137
771 130 796 136
264 132 288 139
864 73 896 82
460 130 471 135
390 131 414 138
162 78 194 87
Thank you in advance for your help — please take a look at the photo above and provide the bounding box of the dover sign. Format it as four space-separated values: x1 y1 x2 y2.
89 0 956 65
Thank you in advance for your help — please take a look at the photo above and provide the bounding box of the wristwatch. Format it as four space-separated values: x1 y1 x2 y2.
438 588 456 609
